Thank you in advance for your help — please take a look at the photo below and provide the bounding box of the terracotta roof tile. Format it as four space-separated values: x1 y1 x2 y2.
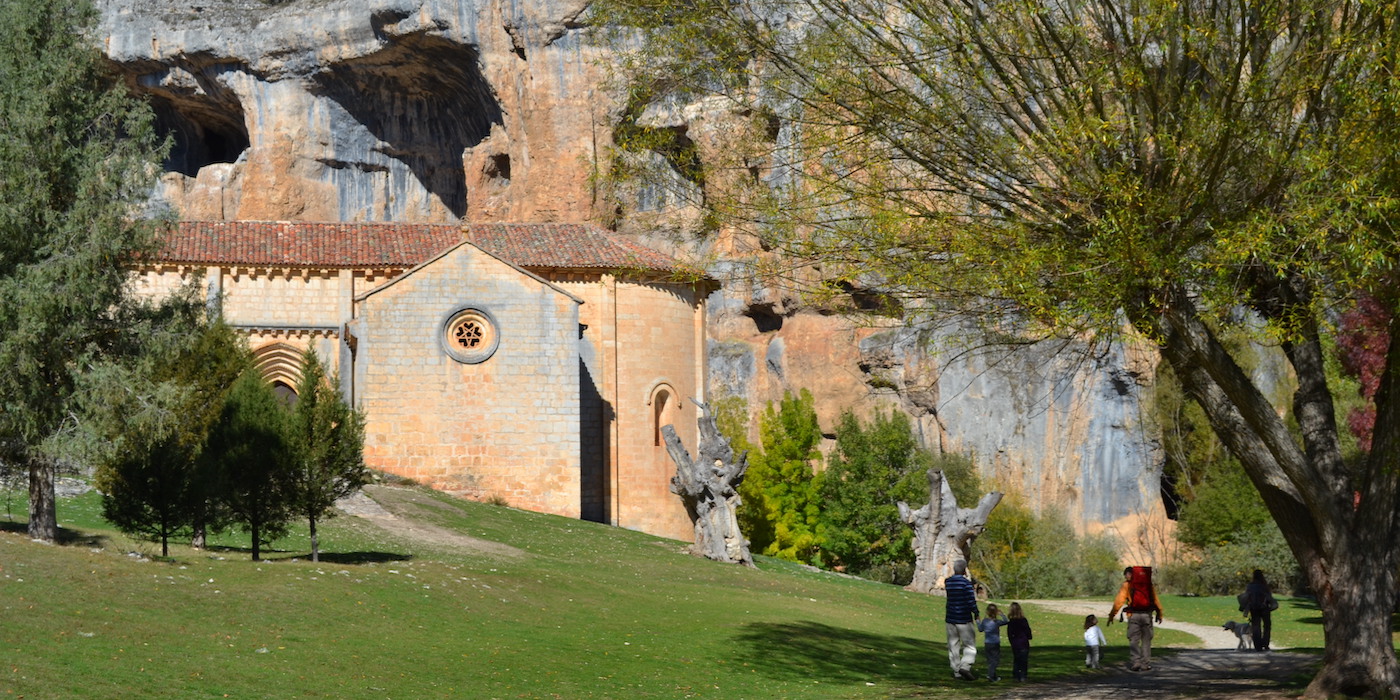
154 221 684 274
465 222 678 273
157 221 462 268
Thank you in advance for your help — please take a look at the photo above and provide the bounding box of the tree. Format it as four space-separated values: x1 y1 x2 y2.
596 0 1400 693
819 409 931 582
663 400 754 566
0 0 166 542
898 468 1001 595
85 320 250 557
286 348 367 563
205 372 295 561
737 390 824 564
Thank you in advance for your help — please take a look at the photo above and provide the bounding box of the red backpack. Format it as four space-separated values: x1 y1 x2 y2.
1128 566 1154 610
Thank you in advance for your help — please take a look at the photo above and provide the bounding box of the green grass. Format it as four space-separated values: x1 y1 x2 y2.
0 486 1317 698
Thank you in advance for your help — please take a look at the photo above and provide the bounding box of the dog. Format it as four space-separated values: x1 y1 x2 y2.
1222 620 1255 650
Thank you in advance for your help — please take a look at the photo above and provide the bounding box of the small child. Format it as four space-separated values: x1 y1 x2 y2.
1006 602 1034 682
977 603 1010 681
1084 614 1108 669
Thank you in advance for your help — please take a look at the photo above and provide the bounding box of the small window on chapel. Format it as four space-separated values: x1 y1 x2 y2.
441 307 500 364
653 389 671 447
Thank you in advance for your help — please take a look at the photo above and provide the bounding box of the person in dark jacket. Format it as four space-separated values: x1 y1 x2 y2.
1239 569 1279 651
1006 602 1033 682
944 559 981 680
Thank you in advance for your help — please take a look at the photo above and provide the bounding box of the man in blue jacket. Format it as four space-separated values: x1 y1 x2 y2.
944 559 981 680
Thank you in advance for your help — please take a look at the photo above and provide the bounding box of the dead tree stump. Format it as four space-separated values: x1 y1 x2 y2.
662 400 754 567
898 468 1002 595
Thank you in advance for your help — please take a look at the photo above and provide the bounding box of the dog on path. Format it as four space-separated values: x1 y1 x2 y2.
1222 620 1255 650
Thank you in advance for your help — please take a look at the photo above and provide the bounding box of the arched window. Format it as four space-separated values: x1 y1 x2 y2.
653 388 672 447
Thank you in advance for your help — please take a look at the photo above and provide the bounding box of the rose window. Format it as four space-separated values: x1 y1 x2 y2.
441 308 499 364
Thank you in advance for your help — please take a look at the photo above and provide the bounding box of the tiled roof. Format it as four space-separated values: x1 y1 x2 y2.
466 223 677 273
154 221 682 274
157 221 463 268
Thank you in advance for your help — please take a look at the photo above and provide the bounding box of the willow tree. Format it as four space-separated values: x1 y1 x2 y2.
595 0 1400 694
0 0 167 542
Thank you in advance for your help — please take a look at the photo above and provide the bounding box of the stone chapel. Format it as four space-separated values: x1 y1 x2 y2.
135 221 711 542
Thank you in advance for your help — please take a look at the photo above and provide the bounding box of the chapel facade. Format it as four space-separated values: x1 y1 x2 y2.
135 221 711 542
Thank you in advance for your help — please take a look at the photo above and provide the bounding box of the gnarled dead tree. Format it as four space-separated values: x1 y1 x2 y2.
662 400 753 567
899 468 1002 595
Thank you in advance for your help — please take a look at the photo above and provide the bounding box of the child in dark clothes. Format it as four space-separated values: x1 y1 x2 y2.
1006 602 1033 682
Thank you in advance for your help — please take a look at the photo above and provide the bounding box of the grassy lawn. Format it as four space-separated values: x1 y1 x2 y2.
0 483 1217 700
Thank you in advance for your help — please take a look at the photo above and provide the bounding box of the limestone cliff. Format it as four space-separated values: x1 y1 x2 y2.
100 0 604 223
98 0 1170 544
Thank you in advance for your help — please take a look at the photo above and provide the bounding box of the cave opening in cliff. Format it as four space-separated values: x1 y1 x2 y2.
311 33 503 218
745 303 783 333
1160 471 1182 520
149 95 250 178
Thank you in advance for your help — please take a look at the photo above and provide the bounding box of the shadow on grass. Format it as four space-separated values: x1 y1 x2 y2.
732 620 935 687
198 544 412 565
732 620 1103 690
288 551 412 564
1288 598 1400 632
0 519 110 548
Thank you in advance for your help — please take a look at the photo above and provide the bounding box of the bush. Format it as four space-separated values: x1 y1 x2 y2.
1161 523 1302 596
972 500 1122 598
737 390 825 564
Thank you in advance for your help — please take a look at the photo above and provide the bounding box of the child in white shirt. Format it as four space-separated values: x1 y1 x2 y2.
1084 614 1108 669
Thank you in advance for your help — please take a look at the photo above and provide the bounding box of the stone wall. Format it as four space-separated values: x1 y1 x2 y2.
355 244 584 517
551 275 706 541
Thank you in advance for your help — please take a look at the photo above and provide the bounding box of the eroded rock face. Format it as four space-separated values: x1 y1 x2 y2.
100 0 601 223
705 293 1166 532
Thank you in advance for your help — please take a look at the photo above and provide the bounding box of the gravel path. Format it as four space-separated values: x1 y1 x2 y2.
1020 599 1281 651
997 599 1316 699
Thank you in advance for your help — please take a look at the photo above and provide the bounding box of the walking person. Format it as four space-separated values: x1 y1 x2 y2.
1006 602 1033 682
1108 566 1163 672
943 559 980 680
1239 569 1279 651
978 603 1010 681
1083 614 1108 669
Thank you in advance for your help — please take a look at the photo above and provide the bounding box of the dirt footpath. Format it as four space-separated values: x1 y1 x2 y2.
1000 600 1317 699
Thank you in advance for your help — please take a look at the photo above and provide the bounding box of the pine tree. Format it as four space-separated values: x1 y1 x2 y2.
205 372 295 561
0 0 166 541
86 319 250 557
286 347 367 562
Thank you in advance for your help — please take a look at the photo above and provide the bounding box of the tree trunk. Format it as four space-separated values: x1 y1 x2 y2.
1308 553 1400 696
26 456 56 542
250 520 261 562
898 468 1001 595
661 400 753 567
309 516 319 563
